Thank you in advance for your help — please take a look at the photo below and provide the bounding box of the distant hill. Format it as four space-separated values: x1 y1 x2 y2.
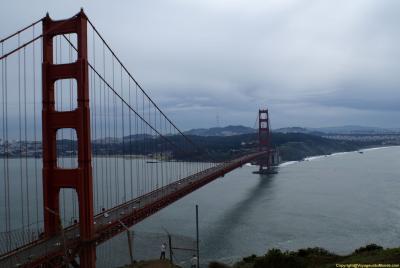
185 125 256 136
274 127 309 133
93 134 152 144
312 125 397 134
185 124 399 137
274 127 324 135
275 125 399 135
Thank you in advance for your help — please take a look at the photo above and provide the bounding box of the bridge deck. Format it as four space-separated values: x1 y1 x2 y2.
0 152 266 267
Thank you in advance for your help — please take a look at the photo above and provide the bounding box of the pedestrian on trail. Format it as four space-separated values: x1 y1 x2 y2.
190 255 198 268
160 243 166 260
102 208 109 218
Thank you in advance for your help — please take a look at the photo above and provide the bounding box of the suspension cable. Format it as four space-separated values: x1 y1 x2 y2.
85 19 215 159
61 36 216 164
0 17 43 44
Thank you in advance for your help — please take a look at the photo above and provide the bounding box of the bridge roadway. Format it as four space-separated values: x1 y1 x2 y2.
0 151 266 267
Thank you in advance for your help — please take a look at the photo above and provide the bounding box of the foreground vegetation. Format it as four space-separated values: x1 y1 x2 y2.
208 244 400 268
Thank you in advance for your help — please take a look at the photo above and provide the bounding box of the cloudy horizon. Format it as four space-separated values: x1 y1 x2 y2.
1 0 399 130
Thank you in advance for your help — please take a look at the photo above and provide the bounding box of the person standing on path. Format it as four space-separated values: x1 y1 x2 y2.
191 255 198 268
160 243 166 260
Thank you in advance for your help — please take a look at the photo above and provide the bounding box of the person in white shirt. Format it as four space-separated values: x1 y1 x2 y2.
160 243 166 260
190 255 198 268
102 208 109 218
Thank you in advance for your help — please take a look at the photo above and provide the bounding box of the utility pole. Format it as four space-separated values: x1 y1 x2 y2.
118 220 134 266
127 230 134 266
196 204 200 268
168 234 173 266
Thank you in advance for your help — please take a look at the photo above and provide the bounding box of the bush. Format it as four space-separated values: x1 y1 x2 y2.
354 244 383 254
253 249 305 268
209 262 231 268
297 247 333 257
242 255 257 263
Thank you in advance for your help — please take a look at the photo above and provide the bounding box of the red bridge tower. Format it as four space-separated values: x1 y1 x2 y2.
257 109 271 173
42 10 95 266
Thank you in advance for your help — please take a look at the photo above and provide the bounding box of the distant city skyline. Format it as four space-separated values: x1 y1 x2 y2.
1 0 399 130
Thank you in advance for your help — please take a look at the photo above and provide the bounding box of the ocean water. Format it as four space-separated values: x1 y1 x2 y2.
2 147 400 267
96 146 400 267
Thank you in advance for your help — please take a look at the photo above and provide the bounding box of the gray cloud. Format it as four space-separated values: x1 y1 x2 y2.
1 0 399 129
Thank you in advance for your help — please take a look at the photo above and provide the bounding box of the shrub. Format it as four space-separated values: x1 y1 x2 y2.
354 244 383 254
253 249 305 268
209 262 231 268
242 254 257 263
297 247 333 257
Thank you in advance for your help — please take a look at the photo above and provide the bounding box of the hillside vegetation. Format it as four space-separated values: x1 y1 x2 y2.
209 245 400 268
184 132 372 162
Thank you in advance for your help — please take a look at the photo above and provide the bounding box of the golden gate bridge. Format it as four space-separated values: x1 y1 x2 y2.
0 10 275 267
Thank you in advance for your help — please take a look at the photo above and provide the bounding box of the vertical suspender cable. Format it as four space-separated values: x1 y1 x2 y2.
128 77 133 200
18 33 26 238
107 57 111 207
105 47 108 209
98 35 105 211
1 42 8 248
103 42 109 209
154 106 158 190
4 51 11 250
112 56 118 205
121 65 126 202
23 45 30 231
148 100 152 190
142 93 145 193
135 83 139 197
92 29 99 212
32 25 40 234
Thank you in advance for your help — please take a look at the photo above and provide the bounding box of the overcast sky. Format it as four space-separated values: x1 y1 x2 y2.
1 0 399 130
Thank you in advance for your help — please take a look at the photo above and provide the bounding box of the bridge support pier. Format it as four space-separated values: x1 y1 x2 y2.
42 10 95 266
